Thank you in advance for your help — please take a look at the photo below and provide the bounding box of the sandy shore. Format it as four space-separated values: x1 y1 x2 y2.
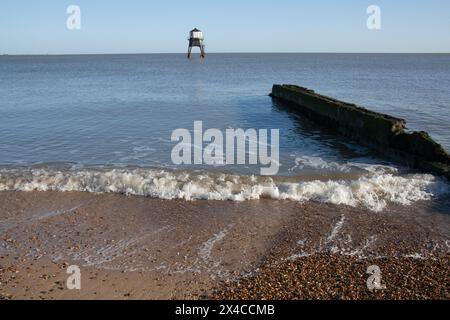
0 191 448 300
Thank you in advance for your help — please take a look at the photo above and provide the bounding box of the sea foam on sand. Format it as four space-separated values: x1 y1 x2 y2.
0 164 448 212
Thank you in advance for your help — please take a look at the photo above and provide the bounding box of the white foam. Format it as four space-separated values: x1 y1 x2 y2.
0 166 447 212
326 215 346 243
289 156 396 174
199 230 227 262
289 156 354 172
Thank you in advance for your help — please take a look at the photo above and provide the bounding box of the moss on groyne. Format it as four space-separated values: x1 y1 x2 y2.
270 84 450 179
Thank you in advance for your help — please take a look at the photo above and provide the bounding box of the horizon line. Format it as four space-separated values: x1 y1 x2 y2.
2 51 450 56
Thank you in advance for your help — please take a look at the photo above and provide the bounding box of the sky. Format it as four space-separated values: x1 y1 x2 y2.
1 0 449 54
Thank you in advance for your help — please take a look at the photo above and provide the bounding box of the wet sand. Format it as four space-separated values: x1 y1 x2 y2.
0 191 448 300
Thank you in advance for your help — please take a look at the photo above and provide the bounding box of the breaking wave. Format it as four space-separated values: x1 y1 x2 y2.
0 165 448 212
0 166 449 211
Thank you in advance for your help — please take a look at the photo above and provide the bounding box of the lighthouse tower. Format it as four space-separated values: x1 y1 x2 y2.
188 28 205 59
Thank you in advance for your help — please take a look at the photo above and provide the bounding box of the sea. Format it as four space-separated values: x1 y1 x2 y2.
1 53 449 212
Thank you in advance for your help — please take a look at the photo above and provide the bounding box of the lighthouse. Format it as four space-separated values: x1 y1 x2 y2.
187 28 205 59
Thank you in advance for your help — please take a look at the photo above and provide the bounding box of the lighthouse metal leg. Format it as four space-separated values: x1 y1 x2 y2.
187 46 192 59
200 45 205 59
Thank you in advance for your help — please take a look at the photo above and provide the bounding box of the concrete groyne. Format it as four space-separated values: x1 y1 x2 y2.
270 84 450 179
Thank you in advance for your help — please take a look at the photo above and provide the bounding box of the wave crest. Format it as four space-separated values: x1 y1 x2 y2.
0 167 447 212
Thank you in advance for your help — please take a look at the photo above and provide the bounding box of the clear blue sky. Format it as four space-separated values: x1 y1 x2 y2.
1 0 449 54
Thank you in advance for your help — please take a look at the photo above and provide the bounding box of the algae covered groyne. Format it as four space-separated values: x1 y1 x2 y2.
270 84 450 179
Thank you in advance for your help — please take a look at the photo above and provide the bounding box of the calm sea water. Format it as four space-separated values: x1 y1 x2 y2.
0 54 449 209
1 53 449 172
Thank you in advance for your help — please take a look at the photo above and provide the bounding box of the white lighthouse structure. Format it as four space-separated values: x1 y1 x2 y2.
187 28 205 59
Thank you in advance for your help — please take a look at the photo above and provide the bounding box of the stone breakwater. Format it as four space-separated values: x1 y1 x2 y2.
270 84 450 179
